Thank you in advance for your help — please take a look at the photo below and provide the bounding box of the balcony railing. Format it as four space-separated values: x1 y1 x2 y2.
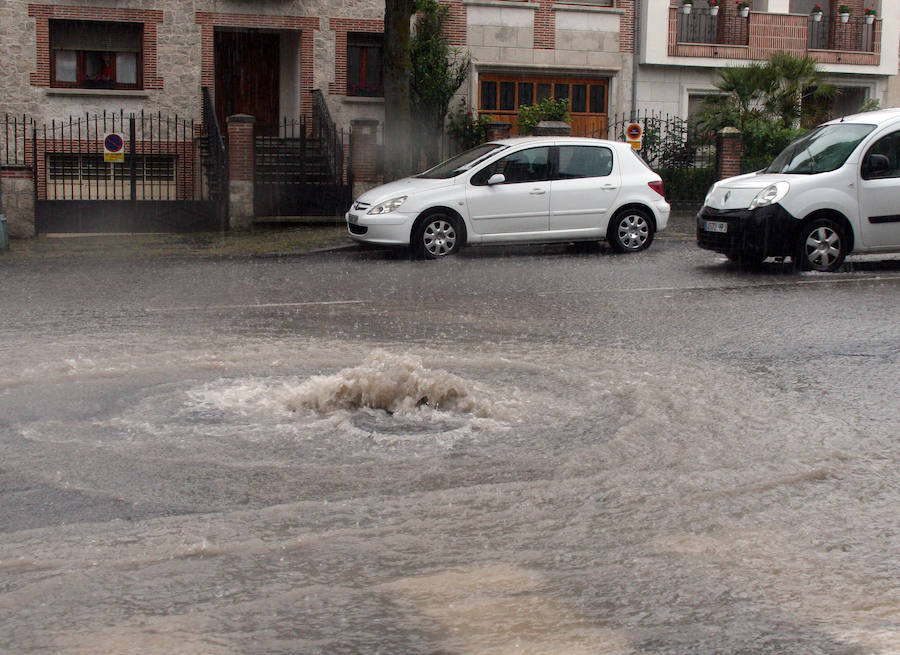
675 7 748 46
808 15 875 53
672 8 878 57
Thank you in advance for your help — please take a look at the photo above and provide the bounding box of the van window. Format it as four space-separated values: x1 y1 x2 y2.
765 124 875 175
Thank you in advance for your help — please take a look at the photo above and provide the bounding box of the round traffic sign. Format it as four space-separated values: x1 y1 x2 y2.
104 133 124 153
626 123 642 141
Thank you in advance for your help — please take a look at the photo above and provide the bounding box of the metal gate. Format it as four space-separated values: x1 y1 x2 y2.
254 90 351 218
32 105 227 234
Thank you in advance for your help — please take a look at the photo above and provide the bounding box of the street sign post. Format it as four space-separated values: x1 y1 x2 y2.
625 122 643 150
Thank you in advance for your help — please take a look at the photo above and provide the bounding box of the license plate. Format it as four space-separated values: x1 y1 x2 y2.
703 220 728 233
348 213 359 225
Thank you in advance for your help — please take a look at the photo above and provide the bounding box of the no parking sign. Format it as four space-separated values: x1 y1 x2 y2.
625 122 643 150
104 133 125 163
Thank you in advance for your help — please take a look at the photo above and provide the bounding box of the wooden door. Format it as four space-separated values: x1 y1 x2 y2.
215 31 280 136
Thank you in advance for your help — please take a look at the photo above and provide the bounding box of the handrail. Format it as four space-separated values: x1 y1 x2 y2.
311 89 345 184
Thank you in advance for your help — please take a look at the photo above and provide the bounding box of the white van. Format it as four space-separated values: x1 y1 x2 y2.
697 108 900 271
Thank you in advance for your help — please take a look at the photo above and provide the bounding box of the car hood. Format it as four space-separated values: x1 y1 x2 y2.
705 172 794 210
352 176 456 210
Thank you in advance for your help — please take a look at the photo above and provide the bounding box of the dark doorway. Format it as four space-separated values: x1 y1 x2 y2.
214 30 280 136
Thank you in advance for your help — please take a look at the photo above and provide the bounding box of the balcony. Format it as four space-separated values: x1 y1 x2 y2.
668 7 881 67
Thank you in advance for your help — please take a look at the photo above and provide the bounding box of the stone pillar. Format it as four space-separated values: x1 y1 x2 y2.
2 166 36 238
350 119 380 199
226 114 255 230
716 127 743 180
533 121 572 136
485 121 511 141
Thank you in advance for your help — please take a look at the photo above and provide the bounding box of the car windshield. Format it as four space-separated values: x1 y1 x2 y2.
416 144 507 179
764 123 875 174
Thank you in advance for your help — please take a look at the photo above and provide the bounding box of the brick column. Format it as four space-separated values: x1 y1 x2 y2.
716 127 742 180
350 119 381 198
227 114 255 230
485 121 512 141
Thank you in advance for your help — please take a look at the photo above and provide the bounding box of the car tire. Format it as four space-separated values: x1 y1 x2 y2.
412 212 462 259
608 208 655 253
795 218 846 272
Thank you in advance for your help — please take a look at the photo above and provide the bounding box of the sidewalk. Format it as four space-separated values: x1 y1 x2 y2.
0 211 696 262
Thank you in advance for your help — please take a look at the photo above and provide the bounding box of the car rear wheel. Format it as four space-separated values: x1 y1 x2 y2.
412 212 461 259
609 208 654 253
795 218 846 272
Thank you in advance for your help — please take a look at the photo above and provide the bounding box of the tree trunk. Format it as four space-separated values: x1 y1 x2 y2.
383 0 414 181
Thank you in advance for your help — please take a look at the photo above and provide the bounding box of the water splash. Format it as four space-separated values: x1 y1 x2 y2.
282 350 496 416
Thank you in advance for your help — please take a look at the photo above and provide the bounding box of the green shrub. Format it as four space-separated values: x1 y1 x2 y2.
516 98 570 135
447 103 495 149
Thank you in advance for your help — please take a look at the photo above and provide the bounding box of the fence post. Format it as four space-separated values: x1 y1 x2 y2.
350 119 380 199
485 121 511 141
716 127 742 180
226 114 256 230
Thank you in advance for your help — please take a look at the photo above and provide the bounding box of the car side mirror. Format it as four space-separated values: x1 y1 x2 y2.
863 153 890 178
487 173 505 185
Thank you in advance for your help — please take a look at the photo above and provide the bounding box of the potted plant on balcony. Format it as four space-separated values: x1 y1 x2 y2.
681 0 693 14
737 1 750 18
838 5 852 23
810 4 823 21
864 7 876 24
709 0 719 16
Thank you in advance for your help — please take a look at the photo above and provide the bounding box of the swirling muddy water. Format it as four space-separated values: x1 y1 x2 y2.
0 337 896 654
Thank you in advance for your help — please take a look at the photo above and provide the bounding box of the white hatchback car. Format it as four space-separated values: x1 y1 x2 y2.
698 108 900 271
346 136 670 258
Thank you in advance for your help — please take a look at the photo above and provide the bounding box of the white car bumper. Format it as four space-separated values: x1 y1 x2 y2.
345 211 416 246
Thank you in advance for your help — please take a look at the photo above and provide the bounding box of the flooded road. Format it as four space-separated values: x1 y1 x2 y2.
1 241 898 654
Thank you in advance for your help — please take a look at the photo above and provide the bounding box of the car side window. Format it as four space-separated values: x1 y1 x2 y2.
471 146 551 185
556 146 613 179
862 131 900 180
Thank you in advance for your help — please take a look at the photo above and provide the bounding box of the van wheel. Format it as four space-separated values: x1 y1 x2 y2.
795 218 845 272
609 208 654 252
412 212 461 259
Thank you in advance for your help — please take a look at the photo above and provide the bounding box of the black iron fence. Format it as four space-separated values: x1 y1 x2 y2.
33 110 206 202
2 114 35 167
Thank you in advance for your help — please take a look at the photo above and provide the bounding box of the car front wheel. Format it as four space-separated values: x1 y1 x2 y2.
609 208 654 253
795 218 846 272
412 212 461 259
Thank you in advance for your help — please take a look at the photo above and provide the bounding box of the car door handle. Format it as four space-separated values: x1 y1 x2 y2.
601 184 618 191
530 189 546 195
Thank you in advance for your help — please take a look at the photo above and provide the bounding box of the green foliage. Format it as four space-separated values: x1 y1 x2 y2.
657 166 716 207
447 100 495 149
410 0 470 165
515 97 570 135
698 53 835 171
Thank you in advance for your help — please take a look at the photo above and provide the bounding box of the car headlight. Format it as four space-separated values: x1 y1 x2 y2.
367 196 408 215
748 182 789 210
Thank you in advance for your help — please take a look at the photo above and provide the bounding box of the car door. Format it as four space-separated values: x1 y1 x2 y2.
858 129 900 248
548 145 619 231
465 146 551 235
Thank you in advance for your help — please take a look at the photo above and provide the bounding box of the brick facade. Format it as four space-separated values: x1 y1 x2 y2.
328 18 384 96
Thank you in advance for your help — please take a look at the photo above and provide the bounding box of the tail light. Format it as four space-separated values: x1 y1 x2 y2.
648 180 665 198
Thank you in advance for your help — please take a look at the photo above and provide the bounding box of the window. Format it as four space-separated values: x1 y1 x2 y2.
557 146 613 179
50 20 142 89
471 147 551 185
863 132 900 180
347 33 383 97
